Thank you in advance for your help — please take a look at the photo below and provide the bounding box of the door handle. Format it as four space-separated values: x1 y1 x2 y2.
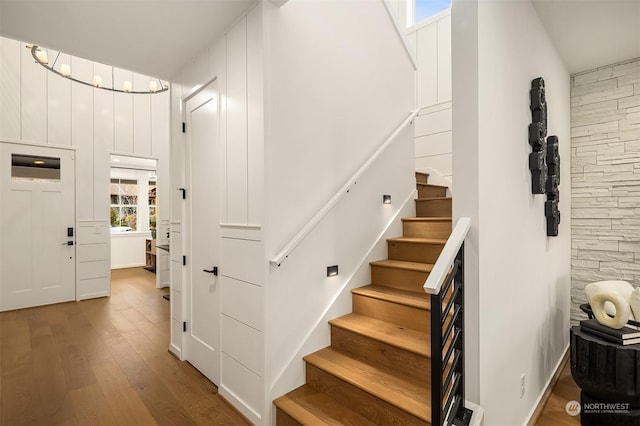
203 266 218 276
61 241 74 246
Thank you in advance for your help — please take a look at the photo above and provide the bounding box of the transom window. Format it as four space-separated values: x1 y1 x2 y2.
411 0 451 25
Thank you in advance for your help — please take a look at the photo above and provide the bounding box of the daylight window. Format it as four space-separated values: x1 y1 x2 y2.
412 0 450 25
110 179 138 232
109 161 157 235
149 179 157 230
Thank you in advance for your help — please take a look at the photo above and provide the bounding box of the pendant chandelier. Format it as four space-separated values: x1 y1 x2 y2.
28 45 169 94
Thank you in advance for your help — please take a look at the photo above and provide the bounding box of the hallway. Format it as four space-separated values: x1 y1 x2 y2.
0 268 249 425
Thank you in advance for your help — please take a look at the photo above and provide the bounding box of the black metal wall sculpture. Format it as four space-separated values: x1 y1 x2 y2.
545 136 560 236
529 78 547 194
529 77 561 236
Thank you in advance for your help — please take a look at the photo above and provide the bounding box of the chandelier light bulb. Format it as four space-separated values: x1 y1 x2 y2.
123 81 133 93
149 81 158 93
60 64 71 77
93 75 103 87
35 49 48 64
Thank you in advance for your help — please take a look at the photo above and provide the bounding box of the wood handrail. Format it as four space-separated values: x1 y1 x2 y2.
423 217 471 295
269 109 419 266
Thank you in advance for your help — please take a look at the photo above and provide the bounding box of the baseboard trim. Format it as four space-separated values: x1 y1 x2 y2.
169 344 182 359
218 388 256 426
526 346 570 426
219 385 262 425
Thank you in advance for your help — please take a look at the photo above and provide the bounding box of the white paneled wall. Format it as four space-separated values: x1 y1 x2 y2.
93 88 113 219
219 235 264 422
114 70 134 154
21 44 47 143
247 7 265 226
47 51 72 147
170 5 264 423
133 73 152 157
76 220 110 300
226 19 249 225
0 38 21 140
0 35 171 299
407 10 453 181
72 56 95 221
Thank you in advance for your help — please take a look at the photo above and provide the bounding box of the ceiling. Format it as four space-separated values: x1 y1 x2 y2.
0 0 256 80
532 0 640 74
1 0 637 80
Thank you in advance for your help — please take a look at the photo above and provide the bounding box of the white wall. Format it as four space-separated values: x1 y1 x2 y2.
406 10 453 181
264 0 415 256
453 0 571 424
110 234 149 269
0 36 170 299
263 0 415 420
169 5 264 423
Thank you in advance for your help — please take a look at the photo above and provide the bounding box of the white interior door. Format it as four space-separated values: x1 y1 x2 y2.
185 80 221 384
0 142 76 311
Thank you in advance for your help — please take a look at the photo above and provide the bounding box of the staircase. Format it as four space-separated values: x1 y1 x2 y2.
274 172 452 425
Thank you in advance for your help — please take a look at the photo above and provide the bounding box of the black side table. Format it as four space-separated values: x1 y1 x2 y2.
571 326 640 425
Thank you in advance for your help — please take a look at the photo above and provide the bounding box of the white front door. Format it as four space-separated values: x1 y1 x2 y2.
185 80 220 384
0 143 76 311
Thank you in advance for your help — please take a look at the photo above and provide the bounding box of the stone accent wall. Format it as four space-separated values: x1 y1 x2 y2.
571 58 640 322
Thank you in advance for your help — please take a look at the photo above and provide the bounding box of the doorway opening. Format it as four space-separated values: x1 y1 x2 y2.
109 155 157 270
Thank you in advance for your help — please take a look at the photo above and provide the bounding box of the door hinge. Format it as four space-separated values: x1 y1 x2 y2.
182 255 186 266
182 122 186 133
183 321 187 332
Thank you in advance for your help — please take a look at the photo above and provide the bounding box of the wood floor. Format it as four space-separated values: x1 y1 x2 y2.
534 358 581 426
0 268 250 426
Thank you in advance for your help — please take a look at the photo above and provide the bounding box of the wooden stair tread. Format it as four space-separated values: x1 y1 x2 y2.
370 259 433 273
304 348 432 423
274 385 377 426
415 197 452 202
329 313 430 358
387 237 447 245
352 284 430 310
402 217 451 222
415 172 429 178
416 183 447 189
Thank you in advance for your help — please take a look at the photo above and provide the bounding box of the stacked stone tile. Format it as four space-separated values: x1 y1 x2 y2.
571 59 640 322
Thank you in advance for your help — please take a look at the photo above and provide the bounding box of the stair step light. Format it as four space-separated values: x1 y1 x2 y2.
327 265 339 277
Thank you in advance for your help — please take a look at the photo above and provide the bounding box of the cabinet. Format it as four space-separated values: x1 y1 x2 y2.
145 238 156 273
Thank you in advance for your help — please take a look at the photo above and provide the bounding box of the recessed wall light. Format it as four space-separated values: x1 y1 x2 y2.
383 194 391 204
327 265 339 277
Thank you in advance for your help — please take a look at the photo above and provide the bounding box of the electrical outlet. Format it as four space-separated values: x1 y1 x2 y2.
520 373 526 398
